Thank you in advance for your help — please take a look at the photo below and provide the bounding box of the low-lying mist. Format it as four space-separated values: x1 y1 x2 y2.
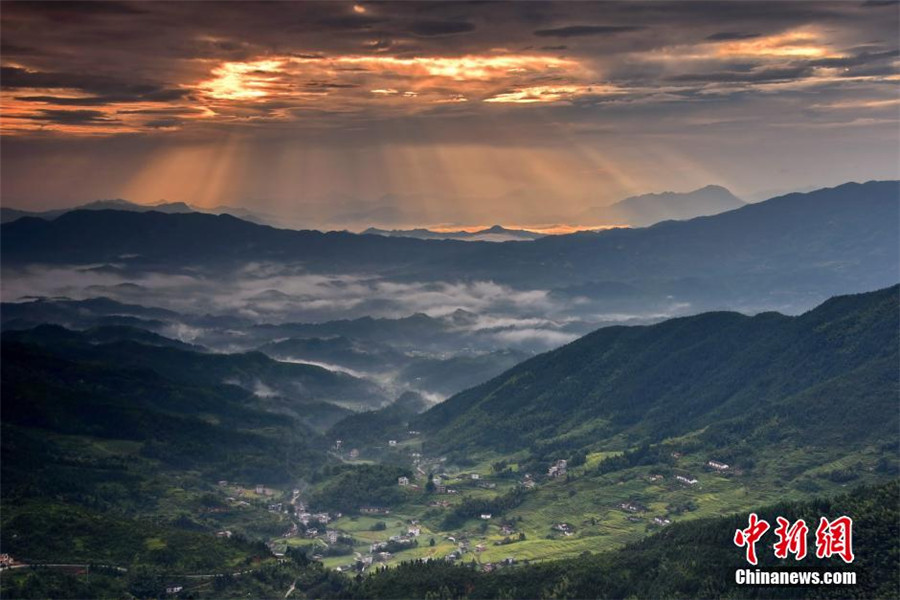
1 260 693 408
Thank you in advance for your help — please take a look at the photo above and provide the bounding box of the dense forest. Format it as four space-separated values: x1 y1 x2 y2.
417 286 900 464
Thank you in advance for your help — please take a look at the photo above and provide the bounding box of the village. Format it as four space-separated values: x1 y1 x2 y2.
202 440 737 576
0 442 739 597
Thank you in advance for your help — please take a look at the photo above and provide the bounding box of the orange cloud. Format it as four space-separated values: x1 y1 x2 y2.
199 59 287 100
484 84 621 104
192 53 585 106
715 28 841 59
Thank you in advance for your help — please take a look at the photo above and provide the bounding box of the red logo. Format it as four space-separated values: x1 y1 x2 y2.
734 514 854 564
734 512 770 565
815 516 855 563
773 517 809 560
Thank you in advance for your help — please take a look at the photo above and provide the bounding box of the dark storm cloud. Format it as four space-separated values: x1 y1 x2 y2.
1 66 184 103
533 25 644 38
16 0 147 17
144 118 182 129
15 90 189 106
2 66 123 92
305 81 361 90
317 14 386 31
408 20 476 36
810 49 900 68
667 66 815 84
25 109 114 125
706 32 761 41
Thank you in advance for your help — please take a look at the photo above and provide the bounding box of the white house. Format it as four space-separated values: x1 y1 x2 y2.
398 476 410 486
480 513 492 520
548 459 568 478
708 460 730 471
676 475 699 485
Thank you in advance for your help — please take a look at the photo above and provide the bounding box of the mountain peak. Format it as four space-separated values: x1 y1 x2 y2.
581 184 746 227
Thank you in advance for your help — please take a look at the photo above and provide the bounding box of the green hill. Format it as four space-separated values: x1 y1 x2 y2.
417 286 899 465
3 324 388 412
345 481 899 600
1 341 326 486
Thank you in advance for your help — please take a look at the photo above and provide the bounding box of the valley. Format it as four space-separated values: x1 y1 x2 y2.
1 182 897 598
3 2 899 596
2 282 897 597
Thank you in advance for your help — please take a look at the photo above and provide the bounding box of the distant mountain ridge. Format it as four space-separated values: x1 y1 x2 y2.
2 181 897 315
2 184 741 230
579 184 746 226
362 225 545 242
0 198 275 225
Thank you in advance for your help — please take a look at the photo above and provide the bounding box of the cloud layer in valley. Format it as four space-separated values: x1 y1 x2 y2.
1 262 609 350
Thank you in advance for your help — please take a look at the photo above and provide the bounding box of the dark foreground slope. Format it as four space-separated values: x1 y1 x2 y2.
0 336 331 575
3 482 896 599
3 324 388 411
417 285 899 461
346 481 899 600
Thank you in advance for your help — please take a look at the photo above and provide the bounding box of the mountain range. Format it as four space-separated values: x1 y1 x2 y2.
578 184 746 226
4 181 896 316
0 198 277 226
417 285 899 462
1 184 743 233
361 225 545 242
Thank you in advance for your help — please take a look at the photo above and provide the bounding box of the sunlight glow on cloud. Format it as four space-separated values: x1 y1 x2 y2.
0 12 894 142
484 84 620 104
199 59 287 100
715 28 839 59
193 53 584 104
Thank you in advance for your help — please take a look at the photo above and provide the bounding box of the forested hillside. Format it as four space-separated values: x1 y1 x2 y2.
417 286 899 464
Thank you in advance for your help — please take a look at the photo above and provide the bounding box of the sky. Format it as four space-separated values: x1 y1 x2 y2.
1 1 898 227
